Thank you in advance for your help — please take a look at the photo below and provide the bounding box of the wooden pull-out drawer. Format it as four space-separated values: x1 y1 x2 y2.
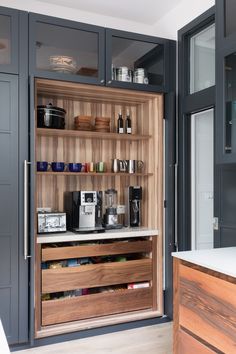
42 287 152 326
42 240 152 262
42 259 152 293
179 264 236 354
178 329 217 354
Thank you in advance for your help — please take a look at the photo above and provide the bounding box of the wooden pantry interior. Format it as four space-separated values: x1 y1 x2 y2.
33 78 164 338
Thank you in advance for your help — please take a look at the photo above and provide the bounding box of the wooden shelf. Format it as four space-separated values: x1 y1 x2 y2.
36 128 151 141
36 171 153 177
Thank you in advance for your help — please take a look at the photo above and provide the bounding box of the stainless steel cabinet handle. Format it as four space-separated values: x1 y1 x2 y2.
24 160 31 260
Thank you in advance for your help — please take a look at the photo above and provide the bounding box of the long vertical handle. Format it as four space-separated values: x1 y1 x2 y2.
24 160 31 260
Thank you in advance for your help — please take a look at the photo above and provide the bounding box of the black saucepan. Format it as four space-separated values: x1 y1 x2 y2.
37 103 66 129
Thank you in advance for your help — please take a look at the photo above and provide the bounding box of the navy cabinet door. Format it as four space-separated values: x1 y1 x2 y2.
105 28 175 93
29 13 105 86
0 6 19 74
0 73 28 345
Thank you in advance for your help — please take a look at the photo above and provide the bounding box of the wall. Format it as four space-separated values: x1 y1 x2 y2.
1 0 214 39
153 0 215 39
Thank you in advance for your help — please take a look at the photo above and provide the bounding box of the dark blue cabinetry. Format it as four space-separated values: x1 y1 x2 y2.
0 7 29 346
105 28 175 93
29 13 105 86
0 7 19 74
29 13 175 92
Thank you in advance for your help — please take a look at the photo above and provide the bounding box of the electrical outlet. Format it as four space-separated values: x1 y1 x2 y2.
117 205 126 214
37 207 52 213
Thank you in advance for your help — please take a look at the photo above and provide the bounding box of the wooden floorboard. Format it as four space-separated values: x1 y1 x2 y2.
16 323 172 354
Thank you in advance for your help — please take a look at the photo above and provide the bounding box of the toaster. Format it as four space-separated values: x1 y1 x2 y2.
37 212 66 234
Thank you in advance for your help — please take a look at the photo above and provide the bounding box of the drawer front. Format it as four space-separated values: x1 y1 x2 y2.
179 264 236 353
42 259 152 293
42 240 152 261
178 329 217 354
42 288 152 326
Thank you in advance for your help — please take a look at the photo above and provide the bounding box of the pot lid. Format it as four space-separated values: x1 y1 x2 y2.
37 103 66 113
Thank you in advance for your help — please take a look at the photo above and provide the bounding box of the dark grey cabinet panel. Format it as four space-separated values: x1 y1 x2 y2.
0 6 19 74
29 13 105 86
0 74 18 344
0 73 28 345
105 28 174 93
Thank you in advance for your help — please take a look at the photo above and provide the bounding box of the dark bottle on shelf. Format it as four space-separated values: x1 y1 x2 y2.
117 110 124 134
125 110 132 134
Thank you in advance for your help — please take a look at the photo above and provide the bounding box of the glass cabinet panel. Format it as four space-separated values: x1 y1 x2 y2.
0 14 11 65
189 23 215 94
35 22 99 77
225 0 236 37
111 36 164 86
225 53 236 154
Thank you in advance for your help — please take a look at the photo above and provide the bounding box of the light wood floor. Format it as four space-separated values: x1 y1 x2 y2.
16 323 172 354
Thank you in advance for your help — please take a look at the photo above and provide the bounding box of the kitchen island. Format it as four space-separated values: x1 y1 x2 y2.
172 248 236 354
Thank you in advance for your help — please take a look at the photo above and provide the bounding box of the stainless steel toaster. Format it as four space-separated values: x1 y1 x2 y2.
37 212 66 234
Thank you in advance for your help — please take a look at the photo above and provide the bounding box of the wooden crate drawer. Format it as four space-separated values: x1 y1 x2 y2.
42 240 152 262
42 287 153 326
179 264 236 354
178 329 217 354
42 259 152 293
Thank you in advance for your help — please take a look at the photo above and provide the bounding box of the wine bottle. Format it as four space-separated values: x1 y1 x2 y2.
125 109 132 134
117 110 124 134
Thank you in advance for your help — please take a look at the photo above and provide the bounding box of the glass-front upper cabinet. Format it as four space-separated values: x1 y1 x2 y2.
0 7 19 74
189 22 215 94
29 14 105 85
106 29 174 92
216 48 236 163
224 53 236 156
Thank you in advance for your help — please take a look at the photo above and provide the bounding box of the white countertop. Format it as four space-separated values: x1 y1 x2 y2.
172 247 236 278
37 227 159 243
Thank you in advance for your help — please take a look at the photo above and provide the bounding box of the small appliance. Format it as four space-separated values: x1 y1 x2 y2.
64 191 105 233
104 189 122 229
37 212 66 234
125 186 142 227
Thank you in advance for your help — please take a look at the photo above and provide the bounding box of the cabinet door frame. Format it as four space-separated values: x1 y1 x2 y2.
29 13 105 86
216 0 236 48
0 6 19 74
105 28 174 93
215 0 236 163
178 6 216 251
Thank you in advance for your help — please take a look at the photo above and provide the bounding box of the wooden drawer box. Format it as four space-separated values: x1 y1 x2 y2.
41 240 152 261
42 258 152 293
179 263 236 353
42 287 152 326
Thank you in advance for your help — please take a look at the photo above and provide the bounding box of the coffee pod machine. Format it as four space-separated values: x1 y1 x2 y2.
64 191 105 233
125 186 142 227
104 189 123 229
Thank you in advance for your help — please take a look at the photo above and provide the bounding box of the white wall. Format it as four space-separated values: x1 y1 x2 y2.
0 0 214 39
153 0 215 39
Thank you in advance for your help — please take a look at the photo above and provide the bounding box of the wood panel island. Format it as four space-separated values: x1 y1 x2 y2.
172 248 236 354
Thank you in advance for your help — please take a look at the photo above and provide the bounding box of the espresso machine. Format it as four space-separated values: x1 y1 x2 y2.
64 191 105 233
125 186 142 227
104 189 123 229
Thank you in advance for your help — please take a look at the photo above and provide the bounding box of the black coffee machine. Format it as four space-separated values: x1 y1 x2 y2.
64 191 105 233
125 186 142 227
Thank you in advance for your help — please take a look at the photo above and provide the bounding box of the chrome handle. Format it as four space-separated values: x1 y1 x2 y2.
24 160 31 260
100 79 105 83
108 80 112 84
